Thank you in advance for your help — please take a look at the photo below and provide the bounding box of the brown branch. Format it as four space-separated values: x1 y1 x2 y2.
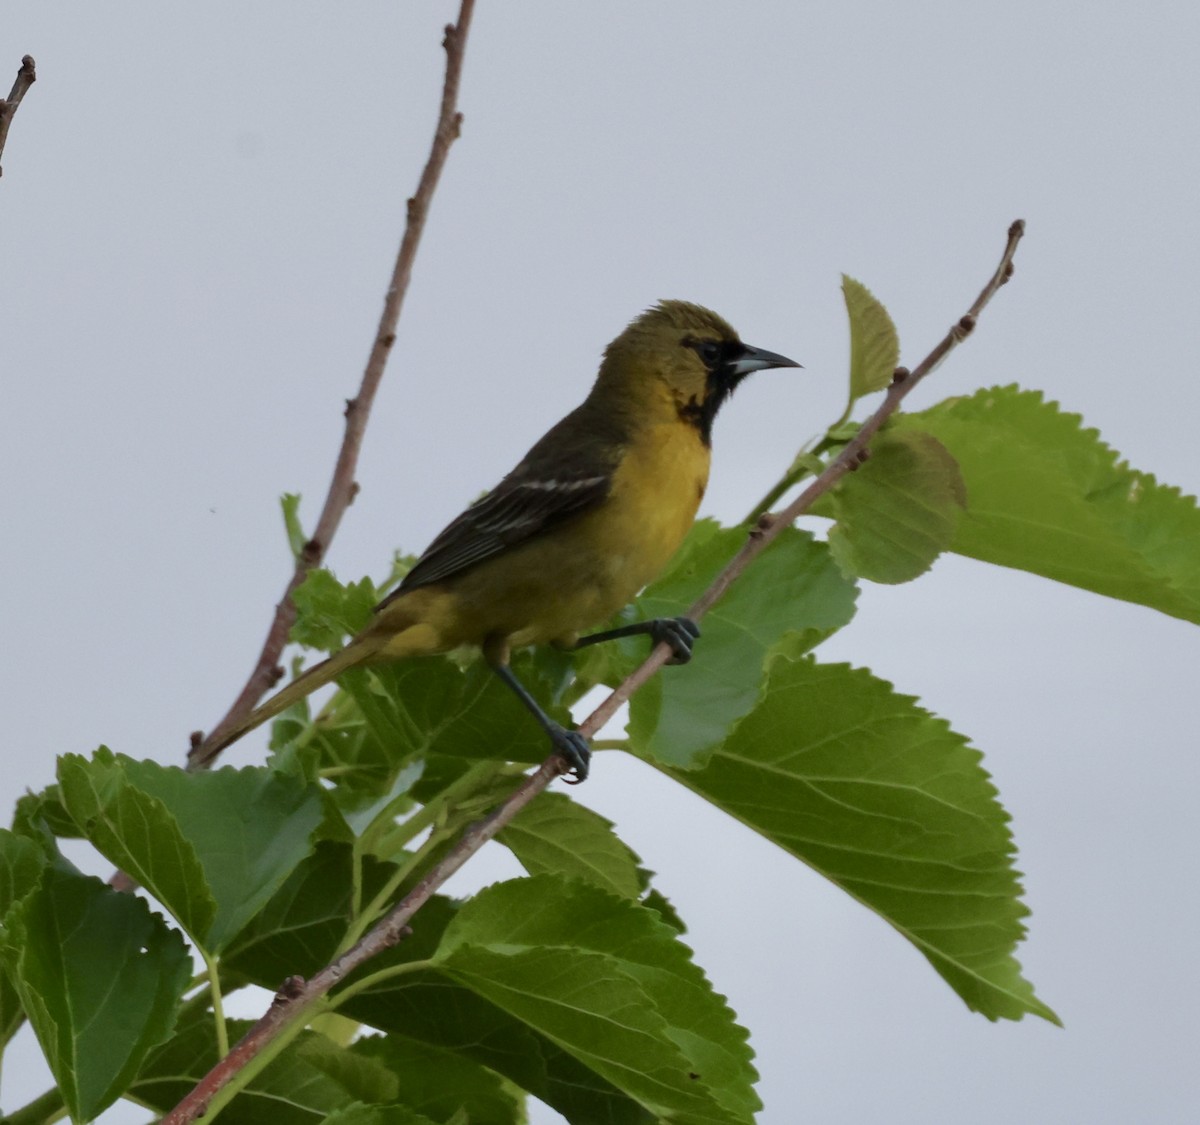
0 55 37 178
189 1 476 769
161 220 1025 1122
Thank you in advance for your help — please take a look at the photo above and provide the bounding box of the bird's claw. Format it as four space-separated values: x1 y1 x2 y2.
650 616 701 665
550 726 591 784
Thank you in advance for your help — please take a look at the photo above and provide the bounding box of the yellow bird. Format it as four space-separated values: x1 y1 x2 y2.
204 301 799 780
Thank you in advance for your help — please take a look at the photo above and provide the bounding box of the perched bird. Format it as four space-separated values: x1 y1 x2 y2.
203 301 799 780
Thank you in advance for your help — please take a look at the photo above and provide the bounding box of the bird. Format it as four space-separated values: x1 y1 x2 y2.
201 301 800 781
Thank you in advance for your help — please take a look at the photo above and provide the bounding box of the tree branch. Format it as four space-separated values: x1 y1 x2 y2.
161 220 1025 1122
189 2 476 769
0 55 37 179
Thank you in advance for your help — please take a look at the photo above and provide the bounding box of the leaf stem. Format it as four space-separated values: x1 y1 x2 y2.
326 958 434 1009
201 950 230 1058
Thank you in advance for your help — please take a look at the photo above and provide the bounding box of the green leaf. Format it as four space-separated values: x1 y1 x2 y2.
620 521 857 769
0 829 49 1046
354 1035 525 1125
291 569 381 652
434 876 758 1124
498 792 644 899
663 653 1057 1024
58 749 325 952
282 492 308 560
135 1008 418 1125
842 275 900 401
58 749 217 947
819 428 967 583
0 865 190 1123
897 385 1200 623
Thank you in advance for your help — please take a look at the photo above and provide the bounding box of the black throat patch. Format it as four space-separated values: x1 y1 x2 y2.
675 340 749 446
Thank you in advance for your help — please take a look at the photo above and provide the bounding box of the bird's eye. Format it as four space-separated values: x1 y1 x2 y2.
695 340 721 367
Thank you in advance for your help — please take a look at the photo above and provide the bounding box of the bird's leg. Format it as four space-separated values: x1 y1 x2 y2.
487 658 591 784
572 616 701 665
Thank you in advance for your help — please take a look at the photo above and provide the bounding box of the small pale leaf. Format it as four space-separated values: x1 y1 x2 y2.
842 275 900 401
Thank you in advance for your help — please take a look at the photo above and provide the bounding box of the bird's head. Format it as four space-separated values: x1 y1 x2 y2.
597 300 800 445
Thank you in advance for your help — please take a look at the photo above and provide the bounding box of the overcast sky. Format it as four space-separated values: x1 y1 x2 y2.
3 4 1199 1123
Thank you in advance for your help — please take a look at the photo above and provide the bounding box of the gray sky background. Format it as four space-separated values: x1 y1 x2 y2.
3 4 1199 1123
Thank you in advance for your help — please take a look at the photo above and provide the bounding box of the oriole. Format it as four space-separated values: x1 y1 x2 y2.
204 301 799 780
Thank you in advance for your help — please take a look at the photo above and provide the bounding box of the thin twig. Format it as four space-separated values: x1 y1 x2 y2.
160 759 556 1125
161 221 1025 1122
0 55 37 178
189 2 476 769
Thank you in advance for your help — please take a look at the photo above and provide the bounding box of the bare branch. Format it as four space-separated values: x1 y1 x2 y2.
161 221 1025 1122
189 2 476 769
0 55 37 179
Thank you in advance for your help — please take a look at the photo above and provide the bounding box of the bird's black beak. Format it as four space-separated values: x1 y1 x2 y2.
729 343 803 378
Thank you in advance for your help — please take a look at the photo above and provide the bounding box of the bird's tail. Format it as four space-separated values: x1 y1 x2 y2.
192 642 367 767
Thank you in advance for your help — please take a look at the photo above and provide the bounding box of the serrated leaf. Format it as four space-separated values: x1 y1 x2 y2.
354 1035 525 1125
282 492 307 560
434 876 758 1124
0 866 190 1123
662 654 1057 1024
498 792 643 899
59 749 325 952
898 385 1200 622
842 275 900 401
819 428 967 583
641 888 688 934
615 521 857 769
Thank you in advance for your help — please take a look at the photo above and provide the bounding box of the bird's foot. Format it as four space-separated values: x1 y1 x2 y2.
550 726 591 784
649 616 701 665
